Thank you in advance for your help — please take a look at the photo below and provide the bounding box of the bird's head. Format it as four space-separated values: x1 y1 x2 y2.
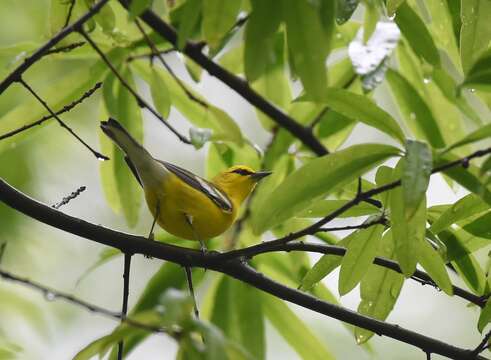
212 165 271 206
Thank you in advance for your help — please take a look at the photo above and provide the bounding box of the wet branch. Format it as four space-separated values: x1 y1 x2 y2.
0 82 101 141
17 78 108 160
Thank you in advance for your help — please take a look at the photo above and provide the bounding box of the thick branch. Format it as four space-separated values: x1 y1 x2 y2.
118 0 328 156
0 178 486 360
0 0 110 95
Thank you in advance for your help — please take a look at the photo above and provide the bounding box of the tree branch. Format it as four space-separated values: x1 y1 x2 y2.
17 78 109 160
0 0 110 95
52 185 86 209
219 146 491 261
0 82 102 141
117 253 132 360
118 1 328 156
78 28 191 145
0 177 486 360
0 268 169 334
44 41 85 56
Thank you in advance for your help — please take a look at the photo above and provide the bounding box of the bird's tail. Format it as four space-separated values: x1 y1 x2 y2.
100 118 152 168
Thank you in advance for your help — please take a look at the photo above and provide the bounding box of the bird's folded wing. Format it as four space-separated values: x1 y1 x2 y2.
156 160 233 213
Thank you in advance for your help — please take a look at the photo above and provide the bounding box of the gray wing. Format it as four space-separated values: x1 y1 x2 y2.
156 160 233 213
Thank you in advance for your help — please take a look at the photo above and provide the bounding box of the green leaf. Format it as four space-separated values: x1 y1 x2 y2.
418 240 453 295
251 32 292 130
339 224 385 295
298 200 379 218
387 0 405 16
336 0 360 24
176 0 202 50
150 68 171 119
263 295 335 360
303 88 406 144
128 0 153 19
363 0 379 43
252 144 400 234
463 211 491 239
430 193 488 233
460 0 491 73
75 247 121 286
395 2 441 67
355 230 404 343
386 69 446 148
402 140 432 219
444 123 491 153
478 299 491 333
218 44 244 74
113 67 143 227
390 160 427 276
285 0 330 100
202 0 241 50
244 0 282 82
435 153 491 206
49 0 71 35
462 48 491 91
210 277 265 360
185 57 203 82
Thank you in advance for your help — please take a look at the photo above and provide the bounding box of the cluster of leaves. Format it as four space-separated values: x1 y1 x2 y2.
1 0 491 358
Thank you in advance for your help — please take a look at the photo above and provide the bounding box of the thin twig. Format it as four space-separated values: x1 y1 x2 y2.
133 19 209 108
126 48 175 62
218 146 491 261
121 2 329 155
78 28 191 144
44 41 85 56
184 266 200 318
318 216 387 232
16 78 108 160
117 253 132 360
63 0 77 28
0 0 110 95
52 186 86 209
0 243 6 264
0 82 102 141
472 330 491 358
0 268 168 334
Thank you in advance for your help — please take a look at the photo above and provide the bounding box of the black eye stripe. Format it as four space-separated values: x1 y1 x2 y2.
232 168 253 176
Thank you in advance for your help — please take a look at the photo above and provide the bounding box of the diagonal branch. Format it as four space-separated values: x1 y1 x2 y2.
118 0 329 156
0 82 101 141
219 146 491 261
0 0 110 95
0 175 487 360
0 268 170 334
17 78 108 160
78 29 191 145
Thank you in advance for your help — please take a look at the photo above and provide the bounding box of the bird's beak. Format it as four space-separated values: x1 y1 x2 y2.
250 171 272 181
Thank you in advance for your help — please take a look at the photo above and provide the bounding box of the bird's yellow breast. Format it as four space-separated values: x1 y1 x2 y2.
144 173 237 241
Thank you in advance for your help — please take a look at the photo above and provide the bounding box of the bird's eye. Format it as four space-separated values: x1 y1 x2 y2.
231 168 253 176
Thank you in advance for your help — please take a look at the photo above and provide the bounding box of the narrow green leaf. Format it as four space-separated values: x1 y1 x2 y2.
49 0 71 35
402 140 432 219
336 0 360 24
285 0 329 100
355 230 404 343
462 48 491 91
150 68 171 119
339 224 385 295
176 0 202 50
251 32 292 130
202 0 241 50
252 144 400 234
387 0 405 16
128 0 153 19
430 193 488 233
463 211 491 239
298 200 379 218
363 0 379 43
375 165 394 206
390 160 426 276
395 2 441 67
304 87 406 144
263 295 335 360
386 69 446 148
218 44 244 74
244 0 282 82
460 0 491 73
444 123 491 153
418 240 453 295
185 57 202 82
478 299 491 333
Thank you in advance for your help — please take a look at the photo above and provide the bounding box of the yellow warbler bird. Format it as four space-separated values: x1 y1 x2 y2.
100 118 270 249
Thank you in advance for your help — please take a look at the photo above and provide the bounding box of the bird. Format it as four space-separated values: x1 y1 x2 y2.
100 118 271 250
